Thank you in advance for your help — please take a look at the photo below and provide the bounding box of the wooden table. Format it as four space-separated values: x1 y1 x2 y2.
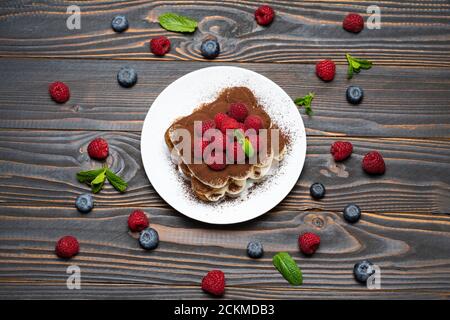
0 0 449 300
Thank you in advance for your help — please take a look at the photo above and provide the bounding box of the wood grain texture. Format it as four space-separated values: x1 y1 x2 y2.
0 58 449 137
0 0 450 66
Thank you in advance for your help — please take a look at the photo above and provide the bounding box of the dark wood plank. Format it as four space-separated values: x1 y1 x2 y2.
0 283 448 300
1 0 449 66
0 206 449 298
0 130 449 214
0 58 449 137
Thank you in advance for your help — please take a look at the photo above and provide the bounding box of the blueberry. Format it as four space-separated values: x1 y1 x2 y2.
310 182 326 199
346 86 364 104
111 15 129 33
246 241 264 258
139 228 159 250
343 204 361 223
117 66 138 88
353 260 375 283
200 39 220 59
75 193 93 213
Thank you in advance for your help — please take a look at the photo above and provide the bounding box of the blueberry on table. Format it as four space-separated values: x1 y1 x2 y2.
111 15 129 33
353 260 375 283
343 204 361 223
201 39 220 59
75 193 94 213
139 228 159 250
117 66 138 88
247 241 264 258
310 182 326 199
346 86 364 104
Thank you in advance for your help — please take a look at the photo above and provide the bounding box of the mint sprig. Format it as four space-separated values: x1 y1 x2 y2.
76 166 127 194
273 252 303 286
346 53 372 79
158 13 198 33
294 92 315 116
233 129 254 158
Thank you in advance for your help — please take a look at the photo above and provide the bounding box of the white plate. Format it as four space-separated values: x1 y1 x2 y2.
141 66 306 224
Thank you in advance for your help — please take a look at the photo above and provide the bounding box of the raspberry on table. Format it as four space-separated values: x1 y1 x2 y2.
55 235 79 259
202 270 225 296
255 5 275 26
343 13 364 33
49 81 70 104
87 138 109 160
298 232 321 255
316 59 336 81
362 151 385 175
128 210 149 232
330 141 353 161
150 36 171 56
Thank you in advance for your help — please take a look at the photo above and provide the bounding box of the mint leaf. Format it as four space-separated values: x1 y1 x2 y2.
76 168 105 183
91 179 105 194
294 92 315 116
272 252 303 285
105 169 128 193
158 13 197 33
91 168 106 185
346 53 372 79
233 129 254 158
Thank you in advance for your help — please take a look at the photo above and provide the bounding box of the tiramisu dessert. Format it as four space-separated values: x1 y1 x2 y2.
165 87 287 202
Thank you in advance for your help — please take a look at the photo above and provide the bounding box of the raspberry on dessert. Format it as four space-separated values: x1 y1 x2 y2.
214 112 229 131
201 119 216 137
330 141 353 161
49 81 70 103
227 141 245 163
194 139 210 159
255 5 275 26
55 235 79 259
362 151 385 174
229 102 249 122
208 130 227 151
316 59 336 82
87 138 109 160
205 151 227 171
343 13 364 33
202 270 225 296
220 117 241 135
128 210 149 232
150 36 171 56
298 232 320 255
244 115 263 132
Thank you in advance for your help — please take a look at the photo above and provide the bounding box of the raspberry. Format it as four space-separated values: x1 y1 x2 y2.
330 141 353 161
228 102 248 122
87 138 109 160
316 60 336 81
209 131 227 151
298 232 320 255
343 13 364 33
201 270 225 296
244 115 263 132
205 151 227 171
150 36 171 56
55 236 79 259
49 81 70 103
220 117 240 135
201 119 215 137
255 5 275 26
214 113 229 131
128 210 149 232
362 151 385 175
